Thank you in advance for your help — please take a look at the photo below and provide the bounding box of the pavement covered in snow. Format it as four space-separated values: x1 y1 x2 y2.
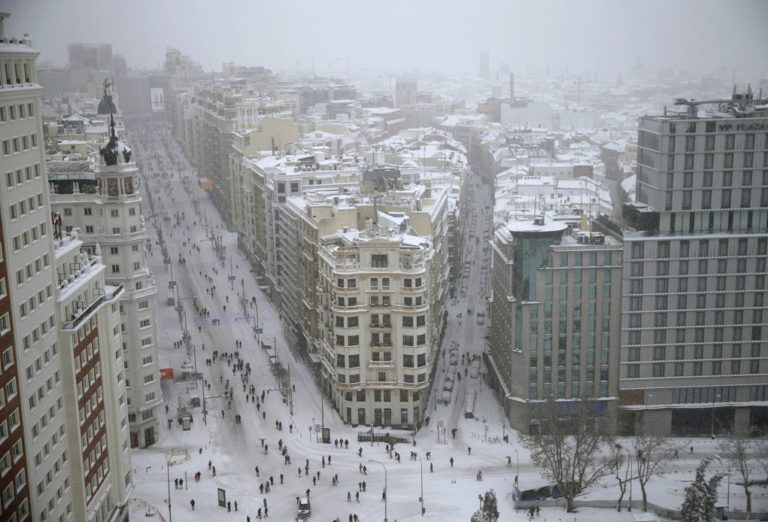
125 123 767 521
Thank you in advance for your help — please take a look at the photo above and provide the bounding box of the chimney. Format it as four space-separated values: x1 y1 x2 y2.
0 12 9 38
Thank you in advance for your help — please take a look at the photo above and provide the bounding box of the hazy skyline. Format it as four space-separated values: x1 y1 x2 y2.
4 0 768 77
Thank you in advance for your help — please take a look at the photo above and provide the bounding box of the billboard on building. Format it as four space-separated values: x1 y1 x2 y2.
150 87 165 113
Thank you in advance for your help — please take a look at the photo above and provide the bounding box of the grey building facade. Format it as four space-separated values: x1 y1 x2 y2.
620 91 768 436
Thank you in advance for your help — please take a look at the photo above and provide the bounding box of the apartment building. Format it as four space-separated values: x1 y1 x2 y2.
47 111 161 448
621 91 768 436
306 183 449 428
1 15 65 520
54 233 130 521
487 218 623 434
188 82 292 227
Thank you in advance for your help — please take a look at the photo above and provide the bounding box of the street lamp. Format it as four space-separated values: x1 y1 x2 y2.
710 393 720 438
368 459 388 522
515 449 519 480
416 452 424 516
628 448 633 512
166 455 173 522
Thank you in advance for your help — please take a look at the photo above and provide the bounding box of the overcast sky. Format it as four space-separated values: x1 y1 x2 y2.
4 0 767 77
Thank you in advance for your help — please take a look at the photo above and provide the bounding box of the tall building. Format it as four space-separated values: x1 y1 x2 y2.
479 52 490 79
54 232 131 521
1 13 131 520
1 15 61 521
305 182 450 428
487 218 623 434
47 90 162 448
621 90 768 436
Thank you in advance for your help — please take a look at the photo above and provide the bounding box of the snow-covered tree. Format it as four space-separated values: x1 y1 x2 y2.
470 489 499 522
680 457 724 522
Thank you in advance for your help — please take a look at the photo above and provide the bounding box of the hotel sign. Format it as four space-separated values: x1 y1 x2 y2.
718 122 768 131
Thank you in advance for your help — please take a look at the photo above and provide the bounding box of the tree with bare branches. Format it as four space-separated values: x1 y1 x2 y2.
611 445 631 512
519 398 617 513
719 429 761 512
633 433 683 512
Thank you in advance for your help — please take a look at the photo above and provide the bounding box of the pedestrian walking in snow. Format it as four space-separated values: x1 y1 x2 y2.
450 457 454 467
190 499 195 510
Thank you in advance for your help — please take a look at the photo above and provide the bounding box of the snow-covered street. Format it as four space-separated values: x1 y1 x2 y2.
123 122 763 521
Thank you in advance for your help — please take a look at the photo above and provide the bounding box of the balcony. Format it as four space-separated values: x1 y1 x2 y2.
369 322 392 329
368 360 395 369
61 285 123 331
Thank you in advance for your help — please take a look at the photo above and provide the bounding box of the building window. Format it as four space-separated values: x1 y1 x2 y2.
371 255 388 268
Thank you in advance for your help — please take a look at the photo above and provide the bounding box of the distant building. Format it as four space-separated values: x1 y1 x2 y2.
68 42 112 71
479 52 490 79
620 90 768 436
394 79 418 108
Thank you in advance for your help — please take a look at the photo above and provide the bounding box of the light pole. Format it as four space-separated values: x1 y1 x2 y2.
628 449 633 512
515 449 519 479
369 459 388 522
417 452 424 516
166 455 173 522
710 393 720 438
312 417 315 442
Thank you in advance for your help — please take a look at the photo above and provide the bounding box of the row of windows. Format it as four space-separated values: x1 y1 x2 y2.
529 382 609 400
24 344 57 383
7 192 43 220
667 130 768 152
4 163 41 188
336 276 423 289
62 206 137 218
335 314 426 328
632 237 768 259
670 186 768 210
1 133 38 155
343 389 421 403
0 59 33 85
16 254 50 287
18 285 52 320
11 222 47 253
628 343 762 361
0 102 35 123
28 374 61 435
626 359 761 378
336 295 426 308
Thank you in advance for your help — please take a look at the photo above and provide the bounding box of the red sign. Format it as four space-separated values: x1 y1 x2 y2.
159 368 174 380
